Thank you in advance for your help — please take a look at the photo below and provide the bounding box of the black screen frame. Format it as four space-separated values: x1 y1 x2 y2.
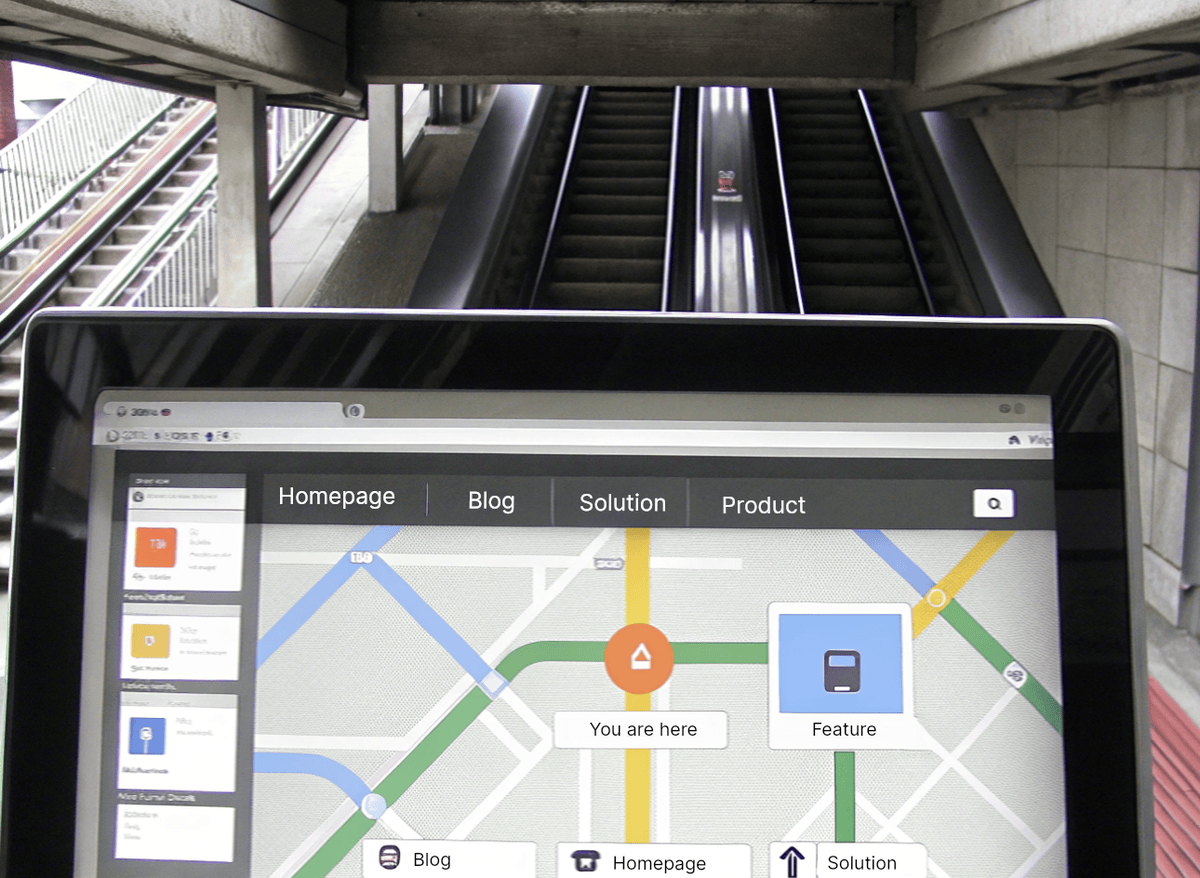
1 309 1150 877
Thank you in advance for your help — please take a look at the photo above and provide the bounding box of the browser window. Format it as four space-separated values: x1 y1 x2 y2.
78 390 1063 878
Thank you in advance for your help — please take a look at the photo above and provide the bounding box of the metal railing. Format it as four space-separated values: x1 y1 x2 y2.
126 187 218 308
268 107 327 183
0 79 175 253
124 107 333 309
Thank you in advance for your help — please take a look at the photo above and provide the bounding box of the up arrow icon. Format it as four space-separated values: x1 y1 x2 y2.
779 846 805 878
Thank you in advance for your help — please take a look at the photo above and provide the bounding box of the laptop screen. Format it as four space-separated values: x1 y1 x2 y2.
77 389 1063 878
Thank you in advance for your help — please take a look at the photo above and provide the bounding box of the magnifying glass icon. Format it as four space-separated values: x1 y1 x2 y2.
974 489 1015 518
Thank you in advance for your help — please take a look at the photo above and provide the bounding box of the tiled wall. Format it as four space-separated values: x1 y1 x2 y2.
973 92 1200 622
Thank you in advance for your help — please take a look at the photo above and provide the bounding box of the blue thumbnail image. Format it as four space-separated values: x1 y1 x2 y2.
779 613 904 714
129 717 166 755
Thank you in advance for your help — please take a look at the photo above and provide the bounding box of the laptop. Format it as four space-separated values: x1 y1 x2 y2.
2 310 1151 877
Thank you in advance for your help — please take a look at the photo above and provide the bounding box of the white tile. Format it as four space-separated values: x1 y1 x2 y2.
1156 364 1194 468
1057 167 1106 253
1152 455 1189 567
1167 90 1200 169
1164 169 1200 272
1109 95 1167 168
1017 165 1058 281
1016 109 1058 167
1145 546 1181 625
1055 246 1104 317
1160 268 1198 373
1140 445 1155 543
1106 258 1162 358
1106 168 1164 264
1058 104 1108 167
1132 351 1159 449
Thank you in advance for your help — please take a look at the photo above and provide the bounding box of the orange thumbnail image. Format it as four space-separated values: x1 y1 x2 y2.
134 527 176 568
131 623 170 658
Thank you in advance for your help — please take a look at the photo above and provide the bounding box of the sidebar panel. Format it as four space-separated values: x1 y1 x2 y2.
96 472 258 878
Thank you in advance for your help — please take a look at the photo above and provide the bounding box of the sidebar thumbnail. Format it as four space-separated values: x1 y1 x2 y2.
104 474 253 875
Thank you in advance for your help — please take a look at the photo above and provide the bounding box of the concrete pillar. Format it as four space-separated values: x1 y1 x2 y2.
216 83 272 307
369 83 405 213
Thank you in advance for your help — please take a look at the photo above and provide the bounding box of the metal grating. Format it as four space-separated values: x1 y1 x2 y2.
1150 676 1200 876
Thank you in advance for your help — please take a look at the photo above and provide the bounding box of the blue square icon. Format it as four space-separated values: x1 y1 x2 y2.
129 717 166 755
778 613 904 714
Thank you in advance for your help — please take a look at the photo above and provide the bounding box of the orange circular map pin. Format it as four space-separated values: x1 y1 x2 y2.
604 623 674 694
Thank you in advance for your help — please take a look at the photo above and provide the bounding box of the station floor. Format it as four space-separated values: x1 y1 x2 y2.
270 87 491 309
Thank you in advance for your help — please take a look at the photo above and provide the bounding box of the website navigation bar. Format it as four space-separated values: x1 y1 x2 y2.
262 474 1054 529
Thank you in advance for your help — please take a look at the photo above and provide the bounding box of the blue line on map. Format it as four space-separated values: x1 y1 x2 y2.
855 529 936 596
254 752 371 804
364 555 505 691
257 526 402 668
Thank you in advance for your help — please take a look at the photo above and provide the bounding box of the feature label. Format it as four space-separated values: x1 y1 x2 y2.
362 840 535 877
554 711 727 749
556 843 750 877
768 603 927 750
816 843 927 877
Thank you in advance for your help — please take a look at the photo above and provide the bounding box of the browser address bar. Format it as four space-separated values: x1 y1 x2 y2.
98 424 1054 455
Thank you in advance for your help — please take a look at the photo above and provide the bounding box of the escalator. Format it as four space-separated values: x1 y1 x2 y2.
414 84 1059 321
528 87 677 310
765 89 982 317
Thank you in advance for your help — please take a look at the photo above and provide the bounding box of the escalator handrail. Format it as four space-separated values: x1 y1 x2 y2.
0 90 181 263
856 90 936 316
905 110 1063 318
766 89 805 314
659 86 682 312
82 164 218 308
528 86 591 308
0 103 216 350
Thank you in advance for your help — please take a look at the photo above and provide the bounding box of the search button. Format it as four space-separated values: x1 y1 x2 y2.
973 489 1015 518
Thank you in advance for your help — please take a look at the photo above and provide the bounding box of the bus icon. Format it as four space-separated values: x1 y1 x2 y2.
824 650 860 693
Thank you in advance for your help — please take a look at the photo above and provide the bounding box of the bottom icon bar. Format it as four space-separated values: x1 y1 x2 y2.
769 842 927 878
556 843 751 876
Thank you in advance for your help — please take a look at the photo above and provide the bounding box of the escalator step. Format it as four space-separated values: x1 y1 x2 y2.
574 159 670 177
801 285 925 315
793 238 907 262
573 177 667 196
569 194 667 215
541 282 662 310
798 262 915 286
577 143 669 161
789 197 893 220
781 143 873 162
563 214 667 236
790 217 898 239
557 235 665 259
584 129 672 145
785 160 879 180
552 257 662 283
786 178 888 199
582 115 669 130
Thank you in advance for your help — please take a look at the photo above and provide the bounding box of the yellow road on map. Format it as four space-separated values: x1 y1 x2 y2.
625 527 651 843
912 530 1014 637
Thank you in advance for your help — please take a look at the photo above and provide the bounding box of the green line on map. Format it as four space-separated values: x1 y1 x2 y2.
834 751 855 842
296 640 767 875
939 601 1063 734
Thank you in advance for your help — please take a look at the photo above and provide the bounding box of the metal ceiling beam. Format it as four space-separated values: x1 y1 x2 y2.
0 0 348 95
354 1 913 87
